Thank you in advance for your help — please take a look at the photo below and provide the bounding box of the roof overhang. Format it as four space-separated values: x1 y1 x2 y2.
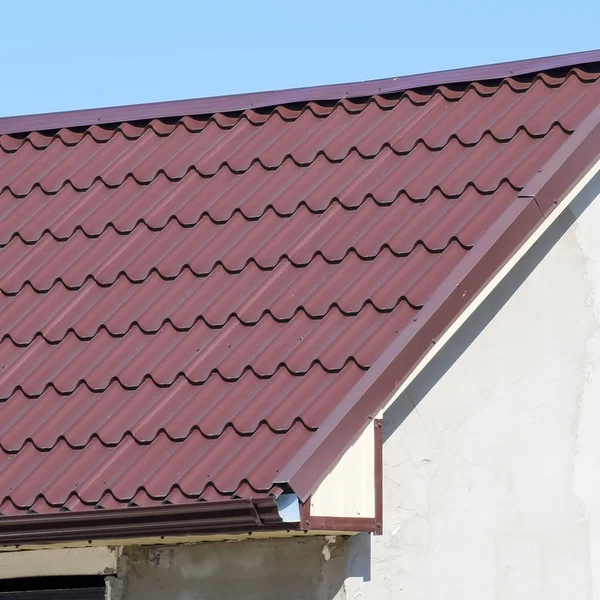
276 97 600 502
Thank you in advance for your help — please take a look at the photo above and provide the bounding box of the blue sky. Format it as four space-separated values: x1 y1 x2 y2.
2 0 599 118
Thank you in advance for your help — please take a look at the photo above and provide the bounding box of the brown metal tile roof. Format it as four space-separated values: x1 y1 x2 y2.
2 50 600 539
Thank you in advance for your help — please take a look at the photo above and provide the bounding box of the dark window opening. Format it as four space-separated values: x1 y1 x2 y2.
0 576 105 600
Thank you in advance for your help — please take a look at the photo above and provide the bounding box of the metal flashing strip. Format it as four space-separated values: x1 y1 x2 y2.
0 50 598 135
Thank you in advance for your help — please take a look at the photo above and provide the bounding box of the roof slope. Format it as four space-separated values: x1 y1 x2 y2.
1 51 600 528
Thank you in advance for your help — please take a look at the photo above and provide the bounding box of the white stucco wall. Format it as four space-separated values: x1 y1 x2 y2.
354 171 600 600
113 173 600 599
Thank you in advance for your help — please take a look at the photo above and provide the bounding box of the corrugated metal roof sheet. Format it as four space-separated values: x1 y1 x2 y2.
1 53 600 520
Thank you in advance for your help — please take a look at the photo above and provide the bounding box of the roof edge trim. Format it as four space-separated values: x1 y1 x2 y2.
0 49 599 136
0 499 293 546
278 97 600 503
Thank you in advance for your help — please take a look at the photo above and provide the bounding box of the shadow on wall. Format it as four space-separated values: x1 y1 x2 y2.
117 533 370 600
383 171 600 443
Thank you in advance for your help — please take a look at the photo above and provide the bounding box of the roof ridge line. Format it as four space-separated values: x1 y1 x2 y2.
0 49 598 136
275 99 600 503
4 70 590 154
0 96 392 153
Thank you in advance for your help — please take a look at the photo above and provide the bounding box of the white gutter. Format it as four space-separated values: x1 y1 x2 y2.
275 494 301 522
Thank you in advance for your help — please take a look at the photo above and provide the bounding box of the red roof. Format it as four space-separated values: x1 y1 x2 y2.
1 50 600 541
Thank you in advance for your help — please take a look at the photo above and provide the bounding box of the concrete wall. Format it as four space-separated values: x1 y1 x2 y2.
116 174 600 599
113 536 350 600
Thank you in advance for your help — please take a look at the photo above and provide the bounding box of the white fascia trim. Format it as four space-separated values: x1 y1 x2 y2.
379 158 600 417
0 546 119 579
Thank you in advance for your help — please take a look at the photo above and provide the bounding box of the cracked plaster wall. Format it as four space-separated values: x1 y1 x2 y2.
116 174 600 600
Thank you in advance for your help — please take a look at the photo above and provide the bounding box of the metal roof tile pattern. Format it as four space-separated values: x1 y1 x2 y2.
0 304 418 398
1 55 600 518
0 244 467 344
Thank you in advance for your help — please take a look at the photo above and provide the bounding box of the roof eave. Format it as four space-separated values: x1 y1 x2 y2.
0 49 599 136
0 499 293 547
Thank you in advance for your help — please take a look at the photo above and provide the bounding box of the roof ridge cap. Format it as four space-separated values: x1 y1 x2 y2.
0 49 599 136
